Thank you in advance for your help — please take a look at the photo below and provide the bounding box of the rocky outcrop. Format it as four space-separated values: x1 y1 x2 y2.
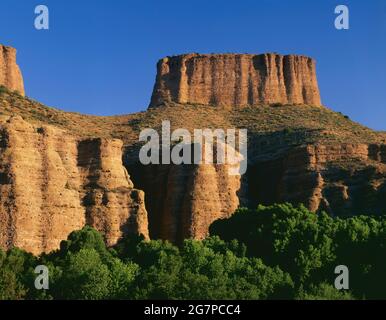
127 141 386 245
78 138 149 247
0 45 24 96
126 142 245 243
128 163 242 243
149 53 321 108
248 144 386 216
0 116 148 255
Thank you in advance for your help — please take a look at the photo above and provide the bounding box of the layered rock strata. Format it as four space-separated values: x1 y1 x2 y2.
248 144 386 216
0 116 148 254
0 45 25 96
149 53 321 108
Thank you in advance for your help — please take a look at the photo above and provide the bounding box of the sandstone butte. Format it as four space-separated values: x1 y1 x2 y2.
0 45 24 96
1 45 386 255
149 53 321 108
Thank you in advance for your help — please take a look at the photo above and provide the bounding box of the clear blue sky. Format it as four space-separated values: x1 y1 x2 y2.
1 0 386 130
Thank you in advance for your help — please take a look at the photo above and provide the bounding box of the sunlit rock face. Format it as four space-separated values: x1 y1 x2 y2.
0 45 25 96
149 53 321 108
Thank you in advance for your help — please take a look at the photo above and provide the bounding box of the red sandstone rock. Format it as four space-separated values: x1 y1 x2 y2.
0 45 24 96
0 116 148 254
248 143 386 215
149 53 321 108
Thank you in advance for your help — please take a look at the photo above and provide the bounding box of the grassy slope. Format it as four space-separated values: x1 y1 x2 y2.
1 87 385 150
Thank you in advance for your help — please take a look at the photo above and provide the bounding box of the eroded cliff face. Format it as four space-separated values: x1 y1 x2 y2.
248 144 386 216
127 162 243 243
0 116 148 255
125 140 245 243
126 140 386 245
0 45 25 96
149 53 321 108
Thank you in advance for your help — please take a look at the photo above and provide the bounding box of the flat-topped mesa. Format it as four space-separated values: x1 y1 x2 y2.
149 53 321 108
0 45 25 96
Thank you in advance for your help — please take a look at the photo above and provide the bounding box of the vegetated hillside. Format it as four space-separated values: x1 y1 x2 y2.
3 203 386 300
1 86 384 148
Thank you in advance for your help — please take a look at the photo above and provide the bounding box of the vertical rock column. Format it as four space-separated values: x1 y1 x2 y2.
0 45 25 96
